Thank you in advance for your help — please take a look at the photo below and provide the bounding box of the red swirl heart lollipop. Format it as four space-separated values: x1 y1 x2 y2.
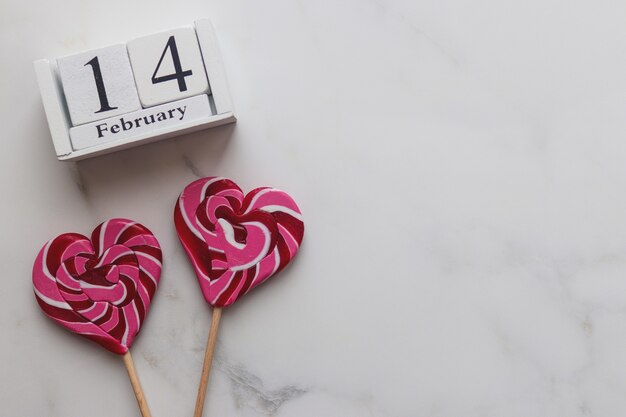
32 218 161 417
174 177 304 417
174 177 304 307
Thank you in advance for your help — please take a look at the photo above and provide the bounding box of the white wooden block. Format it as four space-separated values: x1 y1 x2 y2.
57 44 141 126
127 27 210 107
195 19 232 114
69 94 212 150
34 59 72 157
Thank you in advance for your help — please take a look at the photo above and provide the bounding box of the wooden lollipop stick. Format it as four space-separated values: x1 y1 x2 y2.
194 307 223 417
122 351 153 417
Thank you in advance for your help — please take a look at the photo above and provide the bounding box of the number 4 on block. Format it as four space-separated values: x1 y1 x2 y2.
128 27 210 108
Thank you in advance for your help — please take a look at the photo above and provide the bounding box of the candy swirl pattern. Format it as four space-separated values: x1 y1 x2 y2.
32 219 162 354
174 177 304 307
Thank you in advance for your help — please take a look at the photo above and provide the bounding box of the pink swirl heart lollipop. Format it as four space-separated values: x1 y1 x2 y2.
174 177 304 307
174 177 304 417
32 218 161 417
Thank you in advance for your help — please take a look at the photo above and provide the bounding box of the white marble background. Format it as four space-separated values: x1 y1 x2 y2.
2 0 626 416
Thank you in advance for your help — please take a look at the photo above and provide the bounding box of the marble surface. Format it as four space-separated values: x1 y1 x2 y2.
3 0 626 416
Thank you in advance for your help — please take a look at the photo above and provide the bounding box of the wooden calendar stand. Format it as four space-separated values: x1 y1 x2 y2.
34 19 236 161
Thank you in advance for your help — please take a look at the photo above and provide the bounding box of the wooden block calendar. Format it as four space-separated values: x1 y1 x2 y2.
34 19 236 161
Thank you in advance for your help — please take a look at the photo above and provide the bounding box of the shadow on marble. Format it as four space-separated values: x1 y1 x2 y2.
71 123 236 199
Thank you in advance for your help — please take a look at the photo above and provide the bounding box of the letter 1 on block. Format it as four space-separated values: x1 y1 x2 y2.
57 44 141 126
127 27 210 107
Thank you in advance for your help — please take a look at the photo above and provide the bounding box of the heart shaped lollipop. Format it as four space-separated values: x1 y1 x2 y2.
33 218 161 417
174 177 304 417
33 218 162 354
174 177 304 307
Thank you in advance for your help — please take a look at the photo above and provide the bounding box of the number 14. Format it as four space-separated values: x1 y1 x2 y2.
86 36 194 114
